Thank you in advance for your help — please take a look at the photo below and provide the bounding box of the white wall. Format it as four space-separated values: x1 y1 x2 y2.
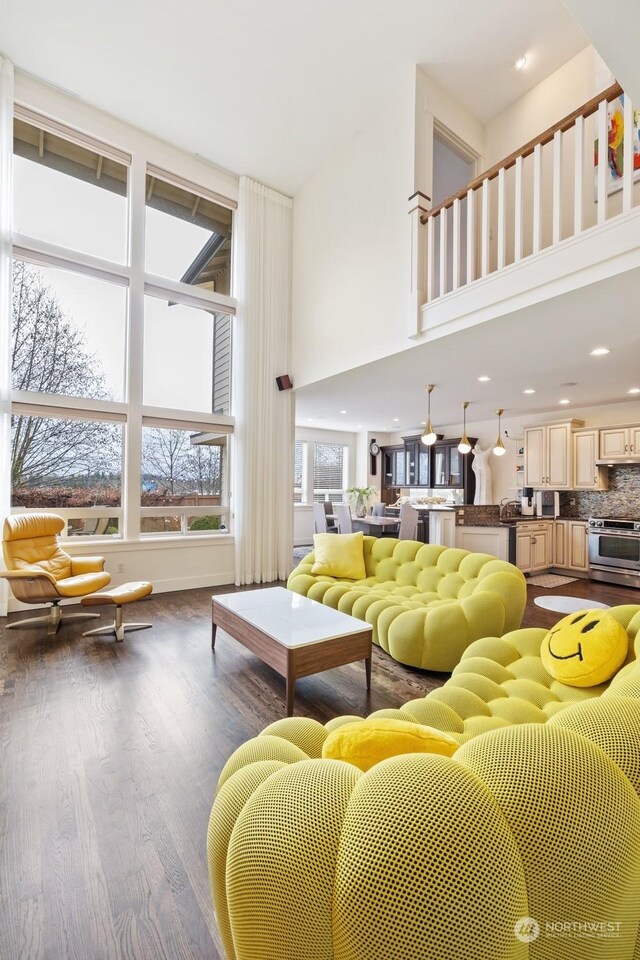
291 68 415 390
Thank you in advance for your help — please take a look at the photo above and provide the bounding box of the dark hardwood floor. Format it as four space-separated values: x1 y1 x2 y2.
1 575 637 959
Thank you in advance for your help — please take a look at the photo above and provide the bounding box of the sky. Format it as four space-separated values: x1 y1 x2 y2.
13 154 220 411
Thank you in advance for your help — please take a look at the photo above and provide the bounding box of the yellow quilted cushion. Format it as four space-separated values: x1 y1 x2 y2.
540 610 628 688
311 532 366 580
322 717 459 772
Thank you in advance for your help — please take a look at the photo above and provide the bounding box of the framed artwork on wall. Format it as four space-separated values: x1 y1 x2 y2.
594 94 640 197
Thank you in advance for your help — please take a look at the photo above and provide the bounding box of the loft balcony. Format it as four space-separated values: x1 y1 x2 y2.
408 83 640 339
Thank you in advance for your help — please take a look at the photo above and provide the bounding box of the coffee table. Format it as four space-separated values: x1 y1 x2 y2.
211 587 372 715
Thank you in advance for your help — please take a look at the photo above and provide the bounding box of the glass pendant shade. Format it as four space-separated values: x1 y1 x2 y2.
421 384 437 445
493 408 506 456
458 402 471 454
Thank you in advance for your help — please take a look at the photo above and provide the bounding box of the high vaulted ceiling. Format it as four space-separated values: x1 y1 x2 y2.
1 0 588 195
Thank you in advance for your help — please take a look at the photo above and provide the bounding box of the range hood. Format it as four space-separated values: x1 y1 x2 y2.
595 457 640 465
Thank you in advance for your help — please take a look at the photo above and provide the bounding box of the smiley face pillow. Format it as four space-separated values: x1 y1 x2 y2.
540 609 628 688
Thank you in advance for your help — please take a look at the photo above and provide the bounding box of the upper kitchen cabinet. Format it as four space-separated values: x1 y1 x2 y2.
524 420 583 490
432 439 476 501
403 436 431 487
573 429 608 490
599 425 640 460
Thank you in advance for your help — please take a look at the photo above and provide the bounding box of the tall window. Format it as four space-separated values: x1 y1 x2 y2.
9 110 237 539
293 441 305 503
313 443 348 502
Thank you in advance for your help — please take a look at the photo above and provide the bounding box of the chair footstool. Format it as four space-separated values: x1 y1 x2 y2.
81 581 153 641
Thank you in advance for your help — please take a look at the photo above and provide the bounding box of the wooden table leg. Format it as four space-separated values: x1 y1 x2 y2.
286 673 295 716
211 621 217 650
365 654 372 690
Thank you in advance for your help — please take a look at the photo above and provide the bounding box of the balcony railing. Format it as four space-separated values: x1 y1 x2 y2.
410 82 640 306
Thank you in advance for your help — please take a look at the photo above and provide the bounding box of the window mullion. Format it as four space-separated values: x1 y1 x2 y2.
123 155 146 541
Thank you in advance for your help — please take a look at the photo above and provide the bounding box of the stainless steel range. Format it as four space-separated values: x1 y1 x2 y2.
588 516 640 587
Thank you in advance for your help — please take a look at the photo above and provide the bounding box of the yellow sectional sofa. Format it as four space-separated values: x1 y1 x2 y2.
287 537 527 671
208 604 640 960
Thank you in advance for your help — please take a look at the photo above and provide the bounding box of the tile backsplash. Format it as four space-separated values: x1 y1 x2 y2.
562 465 640 518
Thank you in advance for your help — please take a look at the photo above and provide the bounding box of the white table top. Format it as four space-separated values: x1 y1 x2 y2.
534 595 610 614
213 587 371 648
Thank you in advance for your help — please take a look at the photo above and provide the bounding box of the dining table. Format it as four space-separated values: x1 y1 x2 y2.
350 515 400 537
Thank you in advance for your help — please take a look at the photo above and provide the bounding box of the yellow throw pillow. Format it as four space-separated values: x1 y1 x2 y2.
311 532 366 580
322 718 459 772
540 609 628 688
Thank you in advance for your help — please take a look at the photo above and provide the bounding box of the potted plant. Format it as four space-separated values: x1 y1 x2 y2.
346 485 376 518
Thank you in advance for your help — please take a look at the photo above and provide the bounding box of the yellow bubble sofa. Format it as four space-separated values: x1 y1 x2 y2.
287 537 527 671
208 604 640 960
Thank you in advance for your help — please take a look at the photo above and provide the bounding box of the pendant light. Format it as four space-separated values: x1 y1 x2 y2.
458 402 471 454
421 384 438 446
493 408 506 456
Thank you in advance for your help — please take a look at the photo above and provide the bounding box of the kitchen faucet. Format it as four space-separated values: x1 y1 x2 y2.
500 498 521 521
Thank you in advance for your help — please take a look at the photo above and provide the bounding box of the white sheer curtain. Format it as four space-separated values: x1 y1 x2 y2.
232 177 294 585
0 58 13 617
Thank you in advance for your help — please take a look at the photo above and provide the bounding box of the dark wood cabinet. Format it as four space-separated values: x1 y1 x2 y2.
381 437 476 504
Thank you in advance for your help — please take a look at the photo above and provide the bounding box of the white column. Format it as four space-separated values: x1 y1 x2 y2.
407 191 430 335
0 57 14 617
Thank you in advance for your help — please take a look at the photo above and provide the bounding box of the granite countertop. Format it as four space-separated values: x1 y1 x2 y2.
456 516 590 528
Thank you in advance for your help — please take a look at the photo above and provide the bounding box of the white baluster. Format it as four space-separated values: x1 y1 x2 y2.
552 129 562 245
514 156 523 262
623 94 633 213
533 143 542 253
497 167 506 269
439 208 448 296
596 99 608 224
466 187 475 284
574 114 584 235
427 215 435 302
452 197 460 290
481 178 490 277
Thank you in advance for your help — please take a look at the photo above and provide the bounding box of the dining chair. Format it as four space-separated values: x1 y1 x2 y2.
372 503 386 517
323 501 338 531
313 502 331 533
333 503 353 534
398 503 419 540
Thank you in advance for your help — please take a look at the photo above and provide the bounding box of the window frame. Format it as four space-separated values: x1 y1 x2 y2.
9 107 238 543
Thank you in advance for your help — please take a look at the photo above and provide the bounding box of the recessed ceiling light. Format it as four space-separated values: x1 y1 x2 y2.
559 398 571 405
523 388 535 394
393 418 399 422
340 410 347 414
590 347 610 356
357 424 363 428
627 388 640 395
307 417 313 421
421 420 426 425
478 376 491 382
514 56 527 70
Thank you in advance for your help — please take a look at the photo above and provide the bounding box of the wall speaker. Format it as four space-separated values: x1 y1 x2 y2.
276 374 293 391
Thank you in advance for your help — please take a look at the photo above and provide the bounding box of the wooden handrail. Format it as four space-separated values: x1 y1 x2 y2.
420 81 622 223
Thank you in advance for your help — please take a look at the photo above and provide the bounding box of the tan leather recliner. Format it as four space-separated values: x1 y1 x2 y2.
1 513 111 636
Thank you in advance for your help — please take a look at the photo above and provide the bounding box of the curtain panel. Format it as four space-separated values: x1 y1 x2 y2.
0 58 14 616
232 177 293 585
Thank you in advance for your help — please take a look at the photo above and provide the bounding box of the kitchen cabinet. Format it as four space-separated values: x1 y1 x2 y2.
552 519 588 572
599 425 640 460
516 522 551 573
432 439 476 494
430 511 456 548
403 436 431 487
524 421 582 490
456 525 510 561
573 429 608 490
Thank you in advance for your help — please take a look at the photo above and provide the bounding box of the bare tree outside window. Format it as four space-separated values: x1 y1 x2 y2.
10 261 121 502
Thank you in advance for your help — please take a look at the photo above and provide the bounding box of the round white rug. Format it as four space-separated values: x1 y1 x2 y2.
534 595 610 614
